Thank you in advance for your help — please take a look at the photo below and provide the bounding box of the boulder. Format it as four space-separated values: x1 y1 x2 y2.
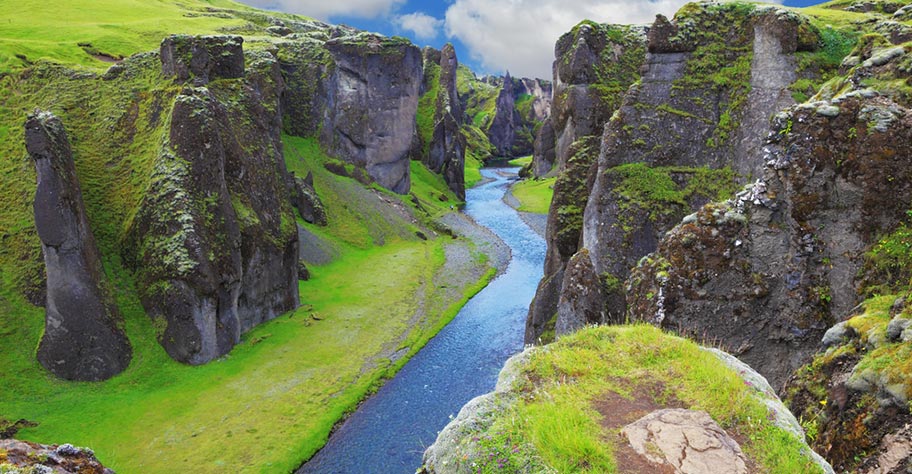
291 172 327 226
622 409 748 474
26 111 131 381
0 439 114 474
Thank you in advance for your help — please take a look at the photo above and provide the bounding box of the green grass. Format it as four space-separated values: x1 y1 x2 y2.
511 177 555 215
507 156 532 167
0 135 496 473
0 0 299 73
481 325 826 473
417 63 441 157
465 153 484 188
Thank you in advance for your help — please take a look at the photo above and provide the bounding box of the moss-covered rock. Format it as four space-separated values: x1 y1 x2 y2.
124 42 299 364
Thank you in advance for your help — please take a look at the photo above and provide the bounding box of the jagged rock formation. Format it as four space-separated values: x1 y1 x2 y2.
627 43 912 389
320 34 422 194
421 44 466 200
457 70 551 161
526 3 821 343
0 440 114 474
525 22 646 343
487 71 519 157
26 111 132 381
124 37 299 364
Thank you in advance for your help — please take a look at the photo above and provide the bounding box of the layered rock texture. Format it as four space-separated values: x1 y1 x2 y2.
123 35 300 364
26 111 132 381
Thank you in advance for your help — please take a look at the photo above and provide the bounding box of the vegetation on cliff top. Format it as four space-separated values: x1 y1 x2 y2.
438 325 825 473
0 0 304 73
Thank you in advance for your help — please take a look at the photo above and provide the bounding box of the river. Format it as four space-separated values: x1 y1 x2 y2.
298 167 547 473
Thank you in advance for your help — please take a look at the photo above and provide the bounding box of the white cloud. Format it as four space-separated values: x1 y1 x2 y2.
444 0 778 79
394 12 445 41
241 0 406 20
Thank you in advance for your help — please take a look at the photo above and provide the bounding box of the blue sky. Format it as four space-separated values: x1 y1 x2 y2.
239 0 825 79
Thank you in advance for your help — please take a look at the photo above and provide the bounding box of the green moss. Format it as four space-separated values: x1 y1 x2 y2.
609 163 739 223
862 210 912 295
417 62 441 157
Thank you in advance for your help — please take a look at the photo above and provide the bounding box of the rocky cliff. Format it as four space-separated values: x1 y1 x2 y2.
458 70 552 160
320 34 422 194
123 35 299 364
519 0 912 469
525 21 646 343
419 44 467 200
526 3 826 343
26 111 132 381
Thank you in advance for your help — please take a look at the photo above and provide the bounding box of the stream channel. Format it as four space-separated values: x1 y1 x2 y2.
298 167 547 473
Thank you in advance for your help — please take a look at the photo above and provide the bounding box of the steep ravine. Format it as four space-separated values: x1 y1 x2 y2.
299 168 546 473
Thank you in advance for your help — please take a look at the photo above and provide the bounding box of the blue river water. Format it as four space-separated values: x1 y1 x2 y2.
298 168 546 474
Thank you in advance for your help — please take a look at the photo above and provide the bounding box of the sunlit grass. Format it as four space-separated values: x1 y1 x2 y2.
511 177 555 215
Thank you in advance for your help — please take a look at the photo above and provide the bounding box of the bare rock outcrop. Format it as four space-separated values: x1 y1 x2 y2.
622 409 748 474
26 111 131 381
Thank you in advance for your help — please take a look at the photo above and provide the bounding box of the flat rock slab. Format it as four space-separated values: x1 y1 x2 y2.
622 408 748 474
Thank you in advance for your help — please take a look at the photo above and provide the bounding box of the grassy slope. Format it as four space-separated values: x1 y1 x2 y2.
0 0 283 73
472 325 824 473
511 177 555 215
0 2 496 469
0 136 494 473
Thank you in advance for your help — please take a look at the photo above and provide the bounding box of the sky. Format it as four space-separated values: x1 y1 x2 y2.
239 0 821 80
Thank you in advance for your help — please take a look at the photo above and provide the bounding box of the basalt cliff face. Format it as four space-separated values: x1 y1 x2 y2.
123 35 299 364
526 3 824 343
